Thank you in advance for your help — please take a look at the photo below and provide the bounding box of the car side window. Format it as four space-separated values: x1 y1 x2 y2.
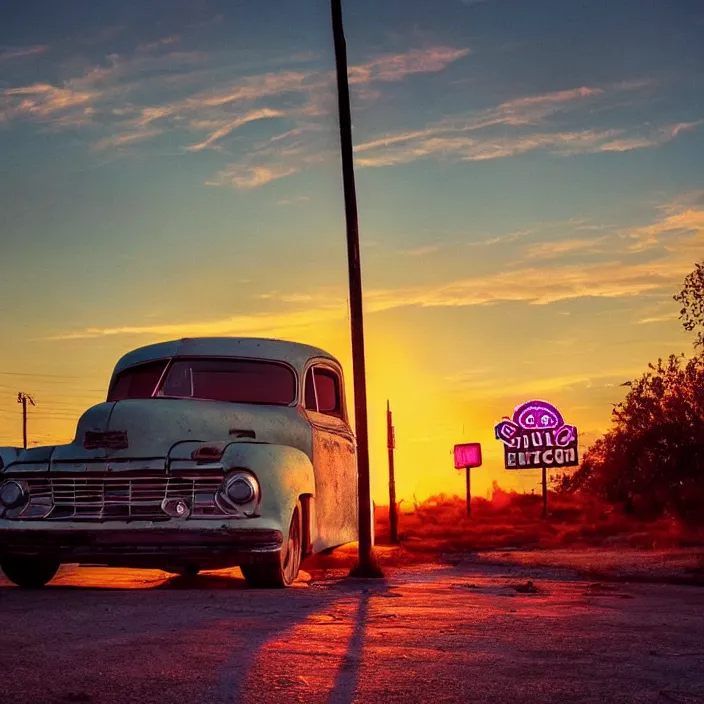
314 368 342 418
304 369 317 410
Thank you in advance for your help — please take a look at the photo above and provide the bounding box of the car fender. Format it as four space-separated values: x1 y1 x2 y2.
0 447 22 473
170 440 317 547
224 442 317 550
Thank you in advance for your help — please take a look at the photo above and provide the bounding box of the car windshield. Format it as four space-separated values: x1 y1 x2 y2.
108 360 168 402
108 358 297 405
162 358 296 405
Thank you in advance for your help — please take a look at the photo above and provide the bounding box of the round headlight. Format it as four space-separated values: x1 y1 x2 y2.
227 476 257 505
215 472 260 515
0 480 26 509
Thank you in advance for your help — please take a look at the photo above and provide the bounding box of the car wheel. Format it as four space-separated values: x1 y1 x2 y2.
0 557 60 589
242 503 303 589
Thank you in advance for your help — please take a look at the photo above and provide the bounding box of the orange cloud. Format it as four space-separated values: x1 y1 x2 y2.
136 35 181 53
402 245 442 257
4 45 680 192
277 195 311 206
467 229 535 247
133 106 174 127
1 41 473 190
626 202 704 251
445 368 638 400
355 129 622 167
497 86 604 120
185 70 312 109
353 80 701 168
348 47 471 84
355 84 609 157
93 127 164 150
597 123 702 153
0 45 48 60
47 305 346 341
523 236 609 260
667 121 704 138
50 250 691 341
5 83 97 117
185 108 286 152
636 312 680 325
364 258 685 311
206 163 299 189
355 120 700 167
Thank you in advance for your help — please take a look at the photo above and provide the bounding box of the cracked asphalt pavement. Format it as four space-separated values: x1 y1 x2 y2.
1 560 703 703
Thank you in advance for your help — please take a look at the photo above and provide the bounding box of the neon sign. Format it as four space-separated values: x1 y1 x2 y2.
495 400 578 470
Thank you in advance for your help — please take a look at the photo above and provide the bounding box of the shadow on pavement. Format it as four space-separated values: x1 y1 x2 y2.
326 587 372 704
156 572 249 589
0 566 346 704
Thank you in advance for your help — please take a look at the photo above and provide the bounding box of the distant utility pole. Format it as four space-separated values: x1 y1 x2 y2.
387 400 399 544
330 0 379 577
17 392 36 449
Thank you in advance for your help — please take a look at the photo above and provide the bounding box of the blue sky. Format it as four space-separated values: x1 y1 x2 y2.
1 0 702 501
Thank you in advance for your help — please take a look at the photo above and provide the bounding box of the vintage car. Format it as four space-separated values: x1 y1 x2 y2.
0 337 362 588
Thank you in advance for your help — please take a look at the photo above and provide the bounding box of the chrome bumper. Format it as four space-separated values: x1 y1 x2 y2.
0 521 283 568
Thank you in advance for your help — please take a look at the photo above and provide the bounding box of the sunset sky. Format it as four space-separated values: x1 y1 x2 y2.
1 0 702 503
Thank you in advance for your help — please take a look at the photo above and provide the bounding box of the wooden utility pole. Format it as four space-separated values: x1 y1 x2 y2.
387 401 399 544
17 392 36 449
330 0 379 576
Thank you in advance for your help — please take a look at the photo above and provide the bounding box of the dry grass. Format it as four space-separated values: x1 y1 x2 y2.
375 486 703 553
303 486 704 577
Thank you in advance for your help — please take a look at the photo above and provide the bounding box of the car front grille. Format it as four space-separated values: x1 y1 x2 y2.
18 473 225 521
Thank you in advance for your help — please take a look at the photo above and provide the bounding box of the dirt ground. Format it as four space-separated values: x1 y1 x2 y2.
2 553 703 704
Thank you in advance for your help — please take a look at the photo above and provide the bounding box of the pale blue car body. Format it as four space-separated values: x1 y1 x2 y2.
0 338 363 573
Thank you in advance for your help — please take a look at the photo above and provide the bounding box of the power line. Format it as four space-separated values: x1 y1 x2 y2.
0 383 23 392
0 384 103 393
0 371 87 379
1 392 106 407
22 408 81 416
0 372 106 388
1 396 103 423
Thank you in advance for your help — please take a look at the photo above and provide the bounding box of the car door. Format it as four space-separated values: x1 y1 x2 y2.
303 362 358 550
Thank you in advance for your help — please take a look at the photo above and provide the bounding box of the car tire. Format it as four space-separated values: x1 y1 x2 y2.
242 503 303 589
0 557 60 589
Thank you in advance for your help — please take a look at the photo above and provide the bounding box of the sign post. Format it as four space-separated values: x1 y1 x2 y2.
541 466 548 519
465 466 472 518
494 400 578 519
453 443 483 518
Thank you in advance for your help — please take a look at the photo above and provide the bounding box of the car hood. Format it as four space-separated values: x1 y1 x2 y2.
5 398 312 472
